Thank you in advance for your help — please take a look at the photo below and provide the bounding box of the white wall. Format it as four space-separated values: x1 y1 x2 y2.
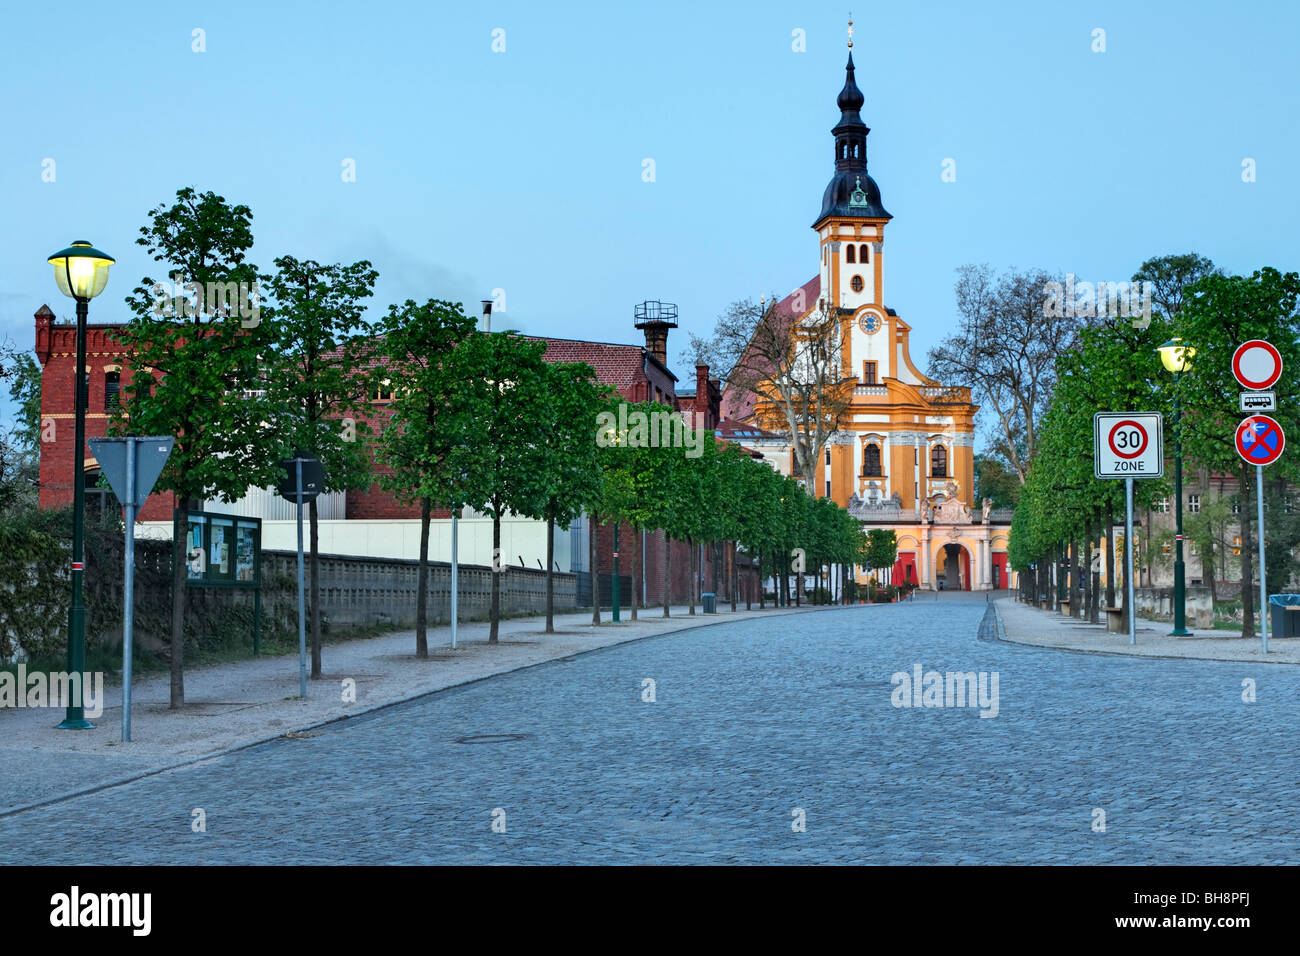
137 513 575 571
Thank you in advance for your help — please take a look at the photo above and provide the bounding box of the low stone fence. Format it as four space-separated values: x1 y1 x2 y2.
262 551 577 630
1133 586 1214 629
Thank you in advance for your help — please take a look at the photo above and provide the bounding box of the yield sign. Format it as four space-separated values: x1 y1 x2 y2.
1232 340 1283 391
1236 415 1285 467
88 436 174 508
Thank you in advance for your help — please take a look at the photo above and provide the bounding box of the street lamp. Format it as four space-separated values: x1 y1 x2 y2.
1157 337 1196 637
47 241 115 729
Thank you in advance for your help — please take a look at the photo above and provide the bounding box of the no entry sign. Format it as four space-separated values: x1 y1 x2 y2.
1236 415 1286 467
1094 412 1164 479
1232 340 1283 391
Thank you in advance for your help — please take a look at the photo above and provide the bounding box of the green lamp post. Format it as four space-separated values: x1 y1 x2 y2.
1157 337 1196 637
48 241 115 729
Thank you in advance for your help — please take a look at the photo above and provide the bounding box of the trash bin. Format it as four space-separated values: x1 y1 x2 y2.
702 592 717 614
1268 594 1300 637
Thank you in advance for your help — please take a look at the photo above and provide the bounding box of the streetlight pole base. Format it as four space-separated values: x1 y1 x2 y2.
56 717 95 730
1167 627 1193 637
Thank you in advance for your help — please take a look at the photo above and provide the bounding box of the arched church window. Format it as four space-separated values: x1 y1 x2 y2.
859 244 870 262
931 445 948 478
862 443 882 476
846 245 855 263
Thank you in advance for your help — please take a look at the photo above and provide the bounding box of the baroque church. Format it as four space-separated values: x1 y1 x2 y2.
721 37 1012 591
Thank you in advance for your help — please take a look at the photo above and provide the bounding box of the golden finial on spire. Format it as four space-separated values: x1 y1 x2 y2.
848 13 854 48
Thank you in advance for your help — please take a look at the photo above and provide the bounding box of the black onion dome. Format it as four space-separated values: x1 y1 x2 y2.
815 52 891 224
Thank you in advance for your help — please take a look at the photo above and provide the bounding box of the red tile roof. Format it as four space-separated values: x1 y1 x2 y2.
520 335 675 394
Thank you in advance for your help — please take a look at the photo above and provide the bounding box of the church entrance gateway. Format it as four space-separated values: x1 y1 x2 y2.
937 542 971 591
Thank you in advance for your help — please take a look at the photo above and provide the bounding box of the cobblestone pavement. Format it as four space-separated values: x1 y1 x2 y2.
4 592 1296 864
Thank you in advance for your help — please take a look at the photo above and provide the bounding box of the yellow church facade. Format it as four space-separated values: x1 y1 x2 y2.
723 46 1012 591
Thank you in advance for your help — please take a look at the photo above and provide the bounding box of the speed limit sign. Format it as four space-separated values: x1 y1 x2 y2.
1094 412 1165 479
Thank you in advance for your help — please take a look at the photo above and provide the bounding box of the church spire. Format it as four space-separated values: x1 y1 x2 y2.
814 34 891 225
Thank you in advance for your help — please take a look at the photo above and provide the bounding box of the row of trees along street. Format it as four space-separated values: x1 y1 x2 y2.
922 252 1300 639
2 187 880 709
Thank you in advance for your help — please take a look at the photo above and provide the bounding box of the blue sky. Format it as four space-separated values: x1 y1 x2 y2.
2 0 1297 425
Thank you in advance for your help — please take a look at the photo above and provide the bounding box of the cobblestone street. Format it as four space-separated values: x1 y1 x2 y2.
4 593 1296 864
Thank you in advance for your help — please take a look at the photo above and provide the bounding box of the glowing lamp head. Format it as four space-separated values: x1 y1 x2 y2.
1157 337 1195 374
48 241 114 300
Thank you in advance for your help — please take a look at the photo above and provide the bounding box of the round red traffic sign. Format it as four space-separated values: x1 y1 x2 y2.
1232 340 1283 390
1107 419 1148 459
1236 414 1286 466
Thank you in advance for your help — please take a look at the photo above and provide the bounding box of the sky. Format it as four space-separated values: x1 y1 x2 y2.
2 0 1298 428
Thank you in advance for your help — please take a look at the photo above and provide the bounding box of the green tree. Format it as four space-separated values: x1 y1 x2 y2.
1173 267 1300 636
263 255 379 677
447 331 551 643
525 362 612 631
112 187 281 708
371 299 478 658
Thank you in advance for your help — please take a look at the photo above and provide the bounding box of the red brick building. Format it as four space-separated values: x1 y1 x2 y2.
33 304 760 606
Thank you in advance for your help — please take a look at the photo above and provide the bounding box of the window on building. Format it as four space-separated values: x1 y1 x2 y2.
1188 494 1201 513
850 275 864 293
1155 498 1169 513
859 244 870 263
825 448 831 466
825 480 831 497
845 244 855 263
931 445 948 478
862 444 882 477
862 360 878 385
371 380 394 402
104 370 120 411
1233 537 1242 556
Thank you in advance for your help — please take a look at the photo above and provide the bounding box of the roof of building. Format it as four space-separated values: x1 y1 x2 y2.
816 52 891 224
519 334 677 389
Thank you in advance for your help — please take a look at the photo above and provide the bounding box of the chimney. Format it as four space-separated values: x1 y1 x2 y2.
634 300 678 367
34 304 55 363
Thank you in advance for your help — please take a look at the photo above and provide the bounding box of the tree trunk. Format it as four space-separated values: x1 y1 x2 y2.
490 510 501 643
688 539 696 615
662 532 671 617
169 501 188 709
1104 503 1116 611
1068 539 1080 617
545 516 555 633
310 495 322 677
731 542 739 612
630 525 639 621
590 513 600 625
416 496 430 657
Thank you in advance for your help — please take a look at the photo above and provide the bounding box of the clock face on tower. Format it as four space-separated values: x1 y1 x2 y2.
858 312 883 335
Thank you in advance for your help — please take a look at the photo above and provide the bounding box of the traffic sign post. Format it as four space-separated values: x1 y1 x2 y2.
278 452 323 698
88 436 174 742
1094 413 1164 645
1236 413 1286 654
